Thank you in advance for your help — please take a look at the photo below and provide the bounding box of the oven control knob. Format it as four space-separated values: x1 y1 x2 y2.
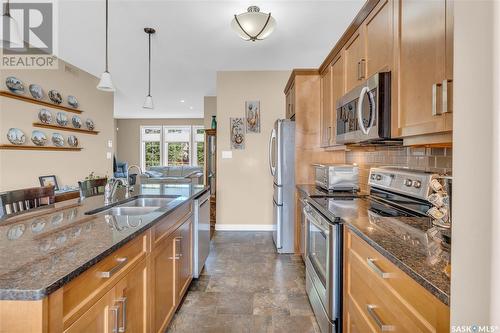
370 174 376 180
404 179 413 187
376 175 382 181
413 180 422 189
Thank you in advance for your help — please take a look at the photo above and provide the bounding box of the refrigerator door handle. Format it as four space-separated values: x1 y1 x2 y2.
269 128 276 176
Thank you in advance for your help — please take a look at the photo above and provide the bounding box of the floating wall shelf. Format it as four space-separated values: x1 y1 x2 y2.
0 91 84 114
33 123 99 135
0 145 82 151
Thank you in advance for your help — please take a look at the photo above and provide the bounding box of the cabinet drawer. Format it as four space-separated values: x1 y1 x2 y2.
62 233 147 328
346 295 376 333
153 201 192 247
347 231 449 332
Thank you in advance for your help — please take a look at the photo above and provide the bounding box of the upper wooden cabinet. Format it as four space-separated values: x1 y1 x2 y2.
320 65 333 148
344 28 366 92
331 54 345 145
286 82 296 120
397 0 453 138
365 0 394 77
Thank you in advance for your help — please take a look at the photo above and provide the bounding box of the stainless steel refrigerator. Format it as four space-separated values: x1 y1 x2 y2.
269 119 295 253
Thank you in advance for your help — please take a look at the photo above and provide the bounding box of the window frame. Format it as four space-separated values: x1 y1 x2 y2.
140 125 163 171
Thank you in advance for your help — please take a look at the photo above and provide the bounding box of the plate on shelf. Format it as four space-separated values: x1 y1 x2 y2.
6 76 24 94
85 118 95 131
67 135 79 147
7 224 25 240
48 90 63 104
7 128 26 145
67 95 79 108
72 115 82 128
31 130 47 146
52 133 65 147
56 112 68 126
29 84 44 100
38 109 53 124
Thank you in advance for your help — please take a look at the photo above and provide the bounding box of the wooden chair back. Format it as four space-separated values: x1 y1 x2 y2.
78 178 108 198
0 186 55 218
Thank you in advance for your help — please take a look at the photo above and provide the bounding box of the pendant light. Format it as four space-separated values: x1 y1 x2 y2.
231 6 276 42
97 0 115 91
143 27 155 109
1 0 24 48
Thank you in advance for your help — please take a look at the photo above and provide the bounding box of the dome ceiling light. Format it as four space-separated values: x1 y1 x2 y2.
97 0 115 92
231 6 276 42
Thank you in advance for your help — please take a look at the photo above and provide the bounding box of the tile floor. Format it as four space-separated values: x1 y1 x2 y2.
166 231 319 333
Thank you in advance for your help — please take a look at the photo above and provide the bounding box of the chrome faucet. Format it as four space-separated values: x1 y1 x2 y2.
126 164 143 192
104 178 126 204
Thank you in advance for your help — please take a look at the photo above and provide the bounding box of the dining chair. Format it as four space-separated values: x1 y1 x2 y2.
78 178 108 198
0 186 55 219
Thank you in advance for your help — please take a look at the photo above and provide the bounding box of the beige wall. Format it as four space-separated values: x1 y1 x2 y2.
216 71 290 228
204 96 217 129
0 60 114 191
116 118 203 167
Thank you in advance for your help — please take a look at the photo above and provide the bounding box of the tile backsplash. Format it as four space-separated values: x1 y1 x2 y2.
345 146 452 192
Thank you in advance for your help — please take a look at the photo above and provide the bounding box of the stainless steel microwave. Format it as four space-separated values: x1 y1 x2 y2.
336 72 397 145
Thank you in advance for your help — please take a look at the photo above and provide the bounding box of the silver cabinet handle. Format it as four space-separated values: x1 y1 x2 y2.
366 305 395 331
442 79 452 114
99 257 128 278
359 59 366 79
432 82 443 116
110 305 120 333
116 297 127 332
357 61 361 80
366 258 390 279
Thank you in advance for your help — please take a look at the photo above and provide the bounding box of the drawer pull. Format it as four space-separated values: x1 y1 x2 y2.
367 304 395 331
99 257 128 278
116 297 127 332
366 258 390 279
110 305 120 333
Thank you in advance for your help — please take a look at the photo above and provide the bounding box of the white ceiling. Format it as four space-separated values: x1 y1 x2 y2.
57 0 364 119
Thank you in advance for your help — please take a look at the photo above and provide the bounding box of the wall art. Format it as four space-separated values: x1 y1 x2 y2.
230 117 245 150
245 100 260 133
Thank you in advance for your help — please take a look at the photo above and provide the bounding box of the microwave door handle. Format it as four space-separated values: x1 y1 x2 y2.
356 86 376 135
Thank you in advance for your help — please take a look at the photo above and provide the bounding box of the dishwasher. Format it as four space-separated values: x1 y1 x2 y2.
193 191 211 278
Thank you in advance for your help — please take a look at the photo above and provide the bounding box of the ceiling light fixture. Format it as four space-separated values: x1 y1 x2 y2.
97 0 115 92
231 6 276 42
143 27 156 109
180 99 185 103
1 0 24 48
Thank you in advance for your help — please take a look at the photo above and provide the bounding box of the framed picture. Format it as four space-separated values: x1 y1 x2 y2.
39 175 59 191
230 117 245 149
245 100 260 133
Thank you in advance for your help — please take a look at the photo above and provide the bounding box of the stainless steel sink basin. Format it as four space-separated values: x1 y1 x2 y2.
119 197 178 208
101 206 160 216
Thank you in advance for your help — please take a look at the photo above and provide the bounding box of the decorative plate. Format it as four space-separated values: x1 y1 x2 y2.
67 135 79 147
7 224 25 240
72 115 82 128
56 112 68 126
67 95 79 108
6 128 26 145
48 90 62 104
51 133 65 147
38 109 53 124
29 84 44 100
85 118 95 131
31 218 47 234
5 76 24 94
31 130 47 146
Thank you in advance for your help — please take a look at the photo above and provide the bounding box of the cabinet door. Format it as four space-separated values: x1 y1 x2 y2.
344 28 366 92
64 289 116 333
150 235 176 333
114 259 148 333
365 0 393 77
177 216 193 301
320 65 333 148
330 54 344 146
398 0 452 137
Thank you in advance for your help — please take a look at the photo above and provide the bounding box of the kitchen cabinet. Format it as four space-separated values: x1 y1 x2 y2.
343 229 450 332
176 215 193 302
344 28 365 92
397 0 453 139
320 64 333 148
286 82 296 120
365 0 394 77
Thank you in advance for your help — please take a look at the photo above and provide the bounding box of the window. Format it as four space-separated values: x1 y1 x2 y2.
140 125 205 170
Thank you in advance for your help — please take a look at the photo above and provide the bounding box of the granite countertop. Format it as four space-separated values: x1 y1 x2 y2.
0 183 208 301
298 184 450 306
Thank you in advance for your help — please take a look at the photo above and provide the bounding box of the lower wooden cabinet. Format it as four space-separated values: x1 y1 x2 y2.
177 215 193 302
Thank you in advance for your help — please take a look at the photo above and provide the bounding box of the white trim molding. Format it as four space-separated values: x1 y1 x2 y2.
215 224 275 231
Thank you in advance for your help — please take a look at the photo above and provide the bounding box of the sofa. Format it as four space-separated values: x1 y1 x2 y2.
140 166 204 184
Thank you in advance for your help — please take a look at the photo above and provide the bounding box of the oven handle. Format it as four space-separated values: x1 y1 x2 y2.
303 206 330 237
357 86 376 135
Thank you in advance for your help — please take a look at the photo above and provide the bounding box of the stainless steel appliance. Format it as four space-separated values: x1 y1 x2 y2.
269 119 295 253
336 72 398 145
304 200 343 333
193 190 210 278
313 164 359 192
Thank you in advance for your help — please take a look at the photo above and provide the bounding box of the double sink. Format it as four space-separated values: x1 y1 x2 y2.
86 196 181 217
